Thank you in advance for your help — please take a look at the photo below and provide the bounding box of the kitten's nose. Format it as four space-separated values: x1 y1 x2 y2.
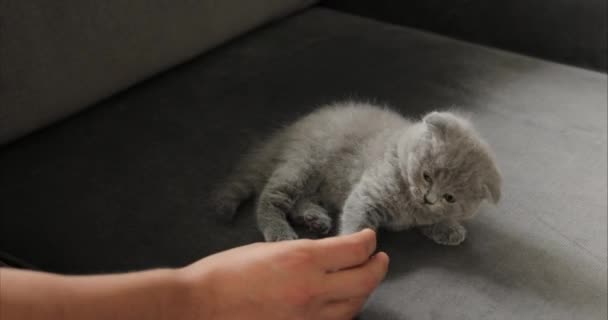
424 193 437 205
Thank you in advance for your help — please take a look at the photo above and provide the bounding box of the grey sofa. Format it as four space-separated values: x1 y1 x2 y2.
1 1 606 319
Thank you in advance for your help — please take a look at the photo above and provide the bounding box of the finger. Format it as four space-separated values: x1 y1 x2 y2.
312 229 377 271
323 252 389 300
320 297 367 320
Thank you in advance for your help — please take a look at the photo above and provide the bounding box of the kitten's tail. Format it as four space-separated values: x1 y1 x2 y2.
212 136 282 222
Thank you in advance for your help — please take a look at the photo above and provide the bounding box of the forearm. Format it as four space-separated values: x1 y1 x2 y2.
0 267 199 320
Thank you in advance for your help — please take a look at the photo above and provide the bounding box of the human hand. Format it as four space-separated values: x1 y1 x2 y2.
177 229 389 320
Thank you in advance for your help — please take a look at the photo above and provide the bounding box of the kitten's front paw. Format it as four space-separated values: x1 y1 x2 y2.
263 227 299 242
422 222 467 246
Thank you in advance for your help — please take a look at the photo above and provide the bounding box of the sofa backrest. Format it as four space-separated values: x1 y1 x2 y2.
0 0 316 145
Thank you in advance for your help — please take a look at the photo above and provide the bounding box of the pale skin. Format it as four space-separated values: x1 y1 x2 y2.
1 229 389 320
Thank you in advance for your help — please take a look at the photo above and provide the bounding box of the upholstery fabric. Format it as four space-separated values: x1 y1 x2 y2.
325 0 608 72
0 8 606 319
0 0 316 144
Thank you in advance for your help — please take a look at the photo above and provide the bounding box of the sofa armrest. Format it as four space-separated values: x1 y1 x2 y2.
0 0 317 145
323 0 607 72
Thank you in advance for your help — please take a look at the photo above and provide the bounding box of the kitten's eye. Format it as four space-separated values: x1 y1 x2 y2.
423 172 432 182
443 194 456 203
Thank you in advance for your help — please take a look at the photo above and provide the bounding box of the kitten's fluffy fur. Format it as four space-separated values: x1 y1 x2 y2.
214 102 501 244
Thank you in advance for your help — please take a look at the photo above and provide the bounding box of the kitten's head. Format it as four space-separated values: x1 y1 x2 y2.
399 111 501 223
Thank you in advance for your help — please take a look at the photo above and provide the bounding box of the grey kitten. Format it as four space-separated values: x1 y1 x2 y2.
213 102 501 244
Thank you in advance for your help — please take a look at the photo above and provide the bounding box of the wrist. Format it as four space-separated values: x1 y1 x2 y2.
151 269 190 320
172 265 218 320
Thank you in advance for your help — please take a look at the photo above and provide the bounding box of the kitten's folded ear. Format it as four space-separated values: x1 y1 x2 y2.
423 112 456 139
483 163 502 204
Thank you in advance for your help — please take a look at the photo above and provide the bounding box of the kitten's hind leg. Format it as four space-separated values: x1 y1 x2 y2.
212 139 280 222
212 168 259 223
419 219 467 246
290 198 332 235
257 160 319 242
